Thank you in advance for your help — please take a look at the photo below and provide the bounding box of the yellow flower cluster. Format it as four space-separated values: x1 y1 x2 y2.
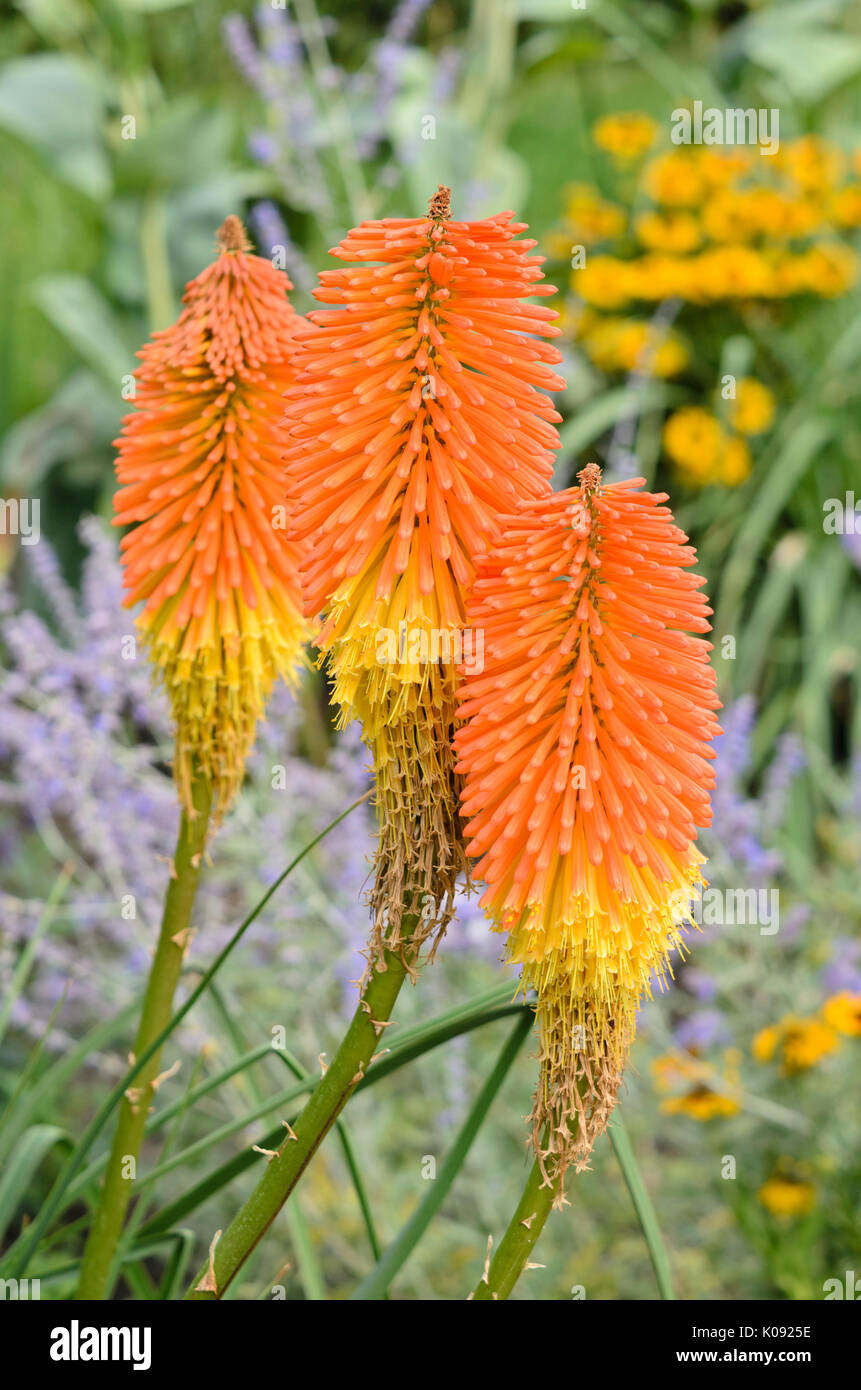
546 184 626 253
592 111 657 163
758 1173 816 1219
635 209 701 254
651 1048 741 1121
580 310 688 377
575 241 857 308
552 119 861 489
752 1012 841 1073
822 990 861 1037
565 126 861 303
661 378 775 487
729 378 776 435
662 406 752 487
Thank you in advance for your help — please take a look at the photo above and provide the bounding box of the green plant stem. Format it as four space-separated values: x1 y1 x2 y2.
185 932 418 1299
140 194 174 331
76 775 212 1300
608 1116 676 1300
353 1009 533 1300
470 1153 557 1301
469 1112 677 1302
4 795 369 1283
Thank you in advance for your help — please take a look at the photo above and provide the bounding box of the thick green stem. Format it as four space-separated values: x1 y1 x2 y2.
185 932 417 1299
76 776 212 1299
354 1010 533 1300
471 1153 557 1301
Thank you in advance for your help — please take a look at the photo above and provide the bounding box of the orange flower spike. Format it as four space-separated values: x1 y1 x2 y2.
114 216 309 820
455 464 722 1183
287 187 563 958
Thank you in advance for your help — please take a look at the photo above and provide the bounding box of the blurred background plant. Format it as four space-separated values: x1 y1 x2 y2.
1 0 860 1300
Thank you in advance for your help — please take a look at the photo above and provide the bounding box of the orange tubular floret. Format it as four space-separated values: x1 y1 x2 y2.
286 188 563 956
114 217 308 818
454 466 722 1181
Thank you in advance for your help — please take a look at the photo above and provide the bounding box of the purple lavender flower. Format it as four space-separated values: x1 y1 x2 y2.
355 0 432 159
841 530 861 572
0 521 377 1054
822 937 861 995
222 7 334 222
706 697 781 880
682 967 718 1002
761 730 805 835
249 200 315 293
675 1008 731 1051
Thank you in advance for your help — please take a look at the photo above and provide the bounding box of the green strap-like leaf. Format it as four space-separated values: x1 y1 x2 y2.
0 1124 70 1245
609 1115 676 1300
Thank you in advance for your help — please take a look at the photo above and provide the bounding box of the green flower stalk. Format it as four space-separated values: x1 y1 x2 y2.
185 934 418 1299
76 775 211 1299
77 219 306 1299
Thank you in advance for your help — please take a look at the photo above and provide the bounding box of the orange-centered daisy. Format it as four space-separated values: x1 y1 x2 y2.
114 216 308 819
455 465 721 1181
287 187 563 959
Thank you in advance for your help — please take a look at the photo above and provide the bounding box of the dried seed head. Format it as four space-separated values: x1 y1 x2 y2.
216 214 252 253
428 184 452 221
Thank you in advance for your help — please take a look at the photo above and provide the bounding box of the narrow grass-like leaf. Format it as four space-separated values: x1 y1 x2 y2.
0 1000 138 1162
608 1115 675 1300
158 1228 195 1300
0 1124 70 1245
0 864 73 1052
557 385 677 463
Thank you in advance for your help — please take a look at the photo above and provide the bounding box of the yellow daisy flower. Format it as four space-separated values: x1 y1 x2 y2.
721 435 753 485
573 255 633 309
777 135 844 193
793 242 859 296
592 111 657 162
829 185 861 229
822 991 861 1037
663 406 726 474
563 183 627 244
652 1049 741 1121
662 1087 741 1121
644 151 706 207
758 1174 816 1219
728 378 776 436
634 209 701 254
753 1015 840 1073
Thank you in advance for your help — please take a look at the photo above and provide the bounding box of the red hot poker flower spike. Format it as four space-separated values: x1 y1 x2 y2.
287 186 564 960
455 466 722 1183
114 216 308 820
